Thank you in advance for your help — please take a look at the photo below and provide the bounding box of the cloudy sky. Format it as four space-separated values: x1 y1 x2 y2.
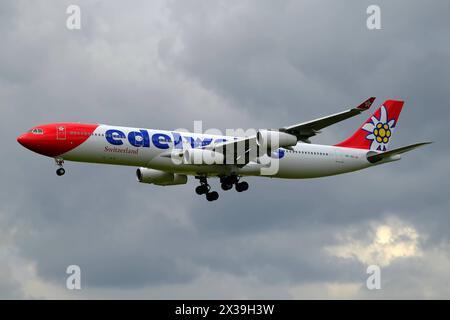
1 0 449 299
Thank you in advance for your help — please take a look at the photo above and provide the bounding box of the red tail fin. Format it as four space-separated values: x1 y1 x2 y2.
335 100 404 151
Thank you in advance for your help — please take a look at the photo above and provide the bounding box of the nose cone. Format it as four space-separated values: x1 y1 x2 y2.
17 133 29 148
17 132 45 155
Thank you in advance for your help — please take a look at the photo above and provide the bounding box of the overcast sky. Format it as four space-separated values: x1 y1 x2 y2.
1 0 449 299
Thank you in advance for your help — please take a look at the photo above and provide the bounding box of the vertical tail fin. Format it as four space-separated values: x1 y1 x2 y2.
335 100 404 151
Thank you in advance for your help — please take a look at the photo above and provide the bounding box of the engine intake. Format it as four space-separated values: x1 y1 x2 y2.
136 168 187 186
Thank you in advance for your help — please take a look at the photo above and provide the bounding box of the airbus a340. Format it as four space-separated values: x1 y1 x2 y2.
17 98 430 201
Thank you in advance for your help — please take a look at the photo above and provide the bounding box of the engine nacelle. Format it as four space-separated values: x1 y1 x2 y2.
183 149 225 165
136 168 187 186
256 130 297 152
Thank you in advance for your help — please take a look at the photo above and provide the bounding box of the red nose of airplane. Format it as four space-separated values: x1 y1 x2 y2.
17 133 29 147
17 132 44 154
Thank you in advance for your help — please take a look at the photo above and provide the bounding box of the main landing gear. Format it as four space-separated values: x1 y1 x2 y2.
195 175 249 201
195 176 219 202
220 175 249 193
55 158 65 176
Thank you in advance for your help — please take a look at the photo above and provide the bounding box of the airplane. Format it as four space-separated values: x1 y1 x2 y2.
17 98 431 201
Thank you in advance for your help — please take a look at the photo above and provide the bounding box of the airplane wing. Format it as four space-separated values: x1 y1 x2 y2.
205 97 376 165
280 97 375 143
367 142 432 163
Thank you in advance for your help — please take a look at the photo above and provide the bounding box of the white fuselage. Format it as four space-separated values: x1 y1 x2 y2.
59 125 382 179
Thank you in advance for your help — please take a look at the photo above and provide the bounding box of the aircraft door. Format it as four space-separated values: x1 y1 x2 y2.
335 148 344 163
56 125 67 140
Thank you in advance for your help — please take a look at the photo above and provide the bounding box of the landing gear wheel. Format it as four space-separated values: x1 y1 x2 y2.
54 158 65 176
221 183 233 191
235 181 249 192
206 191 219 201
196 176 220 201
195 185 209 195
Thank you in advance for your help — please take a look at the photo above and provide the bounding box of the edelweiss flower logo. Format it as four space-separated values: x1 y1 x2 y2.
362 106 395 151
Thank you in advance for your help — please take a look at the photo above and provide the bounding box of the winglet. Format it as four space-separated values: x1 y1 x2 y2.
356 97 376 111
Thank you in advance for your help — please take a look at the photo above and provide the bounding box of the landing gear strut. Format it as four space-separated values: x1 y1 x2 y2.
55 158 65 176
195 176 219 201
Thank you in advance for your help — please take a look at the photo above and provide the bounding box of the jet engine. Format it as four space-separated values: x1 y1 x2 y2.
136 168 187 186
183 149 225 165
256 130 297 152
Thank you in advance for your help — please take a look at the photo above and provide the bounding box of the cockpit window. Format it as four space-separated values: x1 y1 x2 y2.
30 128 44 134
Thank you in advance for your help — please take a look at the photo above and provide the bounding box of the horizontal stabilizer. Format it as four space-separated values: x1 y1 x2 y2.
367 142 432 163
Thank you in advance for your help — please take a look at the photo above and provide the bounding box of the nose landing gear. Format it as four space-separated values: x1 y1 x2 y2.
55 158 65 176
